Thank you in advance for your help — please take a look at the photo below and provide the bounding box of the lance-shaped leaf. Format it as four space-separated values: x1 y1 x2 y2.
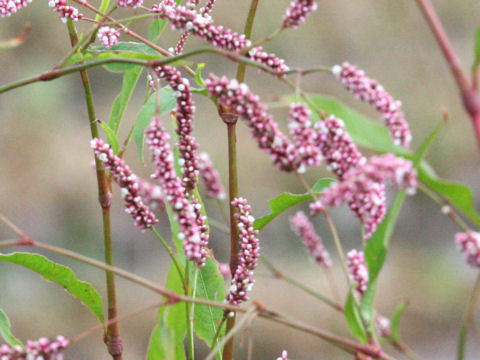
0 252 104 323
0 308 23 348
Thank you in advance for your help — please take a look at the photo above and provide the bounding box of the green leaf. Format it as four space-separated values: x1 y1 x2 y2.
149 18 168 43
108 66 143 134
0 308 23 347
192 257 226 354
254 178 335 231
413 120 445 167
147 262 187 360
194 63 206 87
0 252 104 323
99 121 119 154
344 290 368 343
134 89 177 163
390 302 408 343
361 192 406 324
96 0 110 21
474 27 480 66
90 42 167 56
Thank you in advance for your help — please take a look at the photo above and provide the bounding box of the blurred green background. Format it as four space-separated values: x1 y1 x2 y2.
1 0 480 359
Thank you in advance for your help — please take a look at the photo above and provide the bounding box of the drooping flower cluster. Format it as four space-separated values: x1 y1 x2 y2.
332 62 412 147
206 74 300 172
151 65 199 190
455 231 480 268
199 0 216 15
288 103 323 172
282 0 318 29
276 350 289 360
117 0 142 8
0 0 30 17
289 211 332 268
48 0 82 22
97 26 120 48
314 116 365 180
91 139 158 230
137 178 165 211
317 154 417 212
198 152 226 199
146 116 208 266
226 197 260 305
0 336 69 360
151 2 251 51
246 46 290 76
347 249 368 297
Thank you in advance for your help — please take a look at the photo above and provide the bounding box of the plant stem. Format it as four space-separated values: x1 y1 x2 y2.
260 256 342 311
414 0 480 150
151 228 185 284
66 20 122 360
457 271 480 360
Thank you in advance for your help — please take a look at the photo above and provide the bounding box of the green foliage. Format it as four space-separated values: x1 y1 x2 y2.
95 0 110 21
194 63 206 87
108 66 143 135
344 290 367 343
0 308 23 348
474 27 480 66
99 121 119 154
147 262 187 360
254 178 335 231
390 302 408 344
0 252 104 323
134 89 177 162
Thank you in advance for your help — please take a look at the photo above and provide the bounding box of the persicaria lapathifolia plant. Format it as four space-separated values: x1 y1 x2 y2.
2 0 480 359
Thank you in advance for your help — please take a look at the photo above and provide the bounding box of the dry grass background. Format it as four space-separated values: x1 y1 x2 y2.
1 0 480 359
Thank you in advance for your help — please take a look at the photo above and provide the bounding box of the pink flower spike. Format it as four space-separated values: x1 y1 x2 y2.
276 350 289 360
146 116 208 266
91 139 158 230
282 0 318 29
151 65 199 190
97 26 120 48
288 103 323 171
205 74 301 172
137 178 166 211
1 335 70 359
226 197 260 305
117 0 142 8
151 3 251 51
0 0 31 17
376 315 391 338
290 211 332 268
247 46 290 76
198 152 226 200
48 0 82 22
347 249 368 297
332 62 412 147
315 115 366 180
455 231 480 268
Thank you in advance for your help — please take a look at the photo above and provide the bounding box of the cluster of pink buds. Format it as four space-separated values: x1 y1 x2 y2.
282 0 318 29
137 178 165 211
199 0 216 15
288 103 323 172
0 0 30 17
151 2 251 51
146 116 208 266
247 46 290 76
332 62 412 147
314 116 365 180
289 211 332 268
206 74 300 172
347 249 368 297
48 0 82 22
226 197 260 305
1 336 69 360
455 231 480 268
117 0 142 8
97 26 120 48
375 315 391 338
198 152 226 200
151 65 199 190
276 350 289 360
315 154 417 219
91 139 158 230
